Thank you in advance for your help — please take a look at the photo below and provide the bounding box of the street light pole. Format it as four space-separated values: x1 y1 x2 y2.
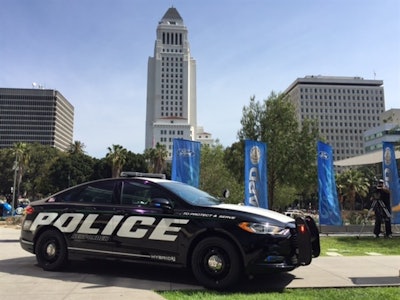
12 156 18 213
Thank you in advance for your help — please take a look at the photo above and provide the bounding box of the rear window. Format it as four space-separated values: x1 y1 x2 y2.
50 181 117 204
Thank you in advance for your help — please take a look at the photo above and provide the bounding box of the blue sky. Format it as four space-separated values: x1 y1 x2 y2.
1 0 399 158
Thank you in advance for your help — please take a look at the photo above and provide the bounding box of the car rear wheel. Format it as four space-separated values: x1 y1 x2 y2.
191 237 241 290
35 229 67 271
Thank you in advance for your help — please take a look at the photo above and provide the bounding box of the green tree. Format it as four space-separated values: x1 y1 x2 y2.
238 93 319 208
223 141 245 185
291 118 320 207
0 148 15 199
274 184 298 211
23 143 61 199
106 144 128 178
200 144 244 203
123 151 148 173
47 151 95 193
91 157 112 179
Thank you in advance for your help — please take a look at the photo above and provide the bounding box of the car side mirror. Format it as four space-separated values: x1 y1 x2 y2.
222 189 230 199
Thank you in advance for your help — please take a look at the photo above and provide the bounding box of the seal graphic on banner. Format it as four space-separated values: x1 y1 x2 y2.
384 146 391 166
250 145 261 164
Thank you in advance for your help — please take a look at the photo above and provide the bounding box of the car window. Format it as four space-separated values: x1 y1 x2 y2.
121 180 169 206
53 181 117 204
158 181 221 206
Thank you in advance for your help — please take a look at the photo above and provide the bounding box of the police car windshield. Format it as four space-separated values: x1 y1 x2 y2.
158 181 222 206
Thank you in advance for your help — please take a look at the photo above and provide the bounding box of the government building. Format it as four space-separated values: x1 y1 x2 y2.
145 7 205 158
0 87 74 151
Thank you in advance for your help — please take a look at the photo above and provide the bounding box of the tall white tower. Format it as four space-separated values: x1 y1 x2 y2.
145 7 197 158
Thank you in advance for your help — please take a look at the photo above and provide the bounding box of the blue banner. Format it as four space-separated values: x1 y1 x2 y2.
317 141 342 225
244 140 268 209
171 139 201 187
382 142 400 224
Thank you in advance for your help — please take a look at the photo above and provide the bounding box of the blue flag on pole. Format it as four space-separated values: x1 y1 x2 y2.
317 141 342 225
382 142 400 224
171 139 201 187
244 140 268 209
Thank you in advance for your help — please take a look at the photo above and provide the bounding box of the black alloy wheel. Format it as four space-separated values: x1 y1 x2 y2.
191 237 241 290
35 229 68 271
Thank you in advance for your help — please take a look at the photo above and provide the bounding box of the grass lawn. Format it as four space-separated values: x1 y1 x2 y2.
160 287 400 300
319 235 400 256
159 236 400 299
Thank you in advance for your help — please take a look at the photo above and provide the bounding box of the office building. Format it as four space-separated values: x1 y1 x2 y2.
381 108 400 124
364 123 400 153
364 109 400 153
284 76 385 161
145 7 197 158
0 87 74 151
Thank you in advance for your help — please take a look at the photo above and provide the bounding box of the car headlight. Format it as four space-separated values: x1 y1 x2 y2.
239 222 290 236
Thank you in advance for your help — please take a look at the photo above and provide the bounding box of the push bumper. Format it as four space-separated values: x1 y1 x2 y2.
296 216 320 265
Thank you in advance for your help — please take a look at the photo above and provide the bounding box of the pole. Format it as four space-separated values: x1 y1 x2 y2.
12 156 18 213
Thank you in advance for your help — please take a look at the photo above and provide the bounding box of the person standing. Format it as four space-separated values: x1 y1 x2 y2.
372 179 392 238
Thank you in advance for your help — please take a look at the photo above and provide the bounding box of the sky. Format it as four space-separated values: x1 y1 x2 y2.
1 0 399 158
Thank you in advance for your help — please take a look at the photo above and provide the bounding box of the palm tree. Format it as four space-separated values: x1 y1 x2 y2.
144 143 168 174
336 169 370 210
68 141 86 155
106 144 127 178
153 143 168 173
144 147 156 173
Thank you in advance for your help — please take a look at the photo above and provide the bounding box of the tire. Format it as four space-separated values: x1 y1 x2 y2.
35 229 68 271
191 237 242 290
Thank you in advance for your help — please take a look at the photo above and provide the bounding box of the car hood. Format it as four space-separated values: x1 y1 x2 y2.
213 203 295 224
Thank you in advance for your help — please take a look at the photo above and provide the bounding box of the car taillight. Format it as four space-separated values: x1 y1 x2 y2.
24 205 34 215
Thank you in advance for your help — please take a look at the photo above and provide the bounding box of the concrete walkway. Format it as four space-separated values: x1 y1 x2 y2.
1 226 399 299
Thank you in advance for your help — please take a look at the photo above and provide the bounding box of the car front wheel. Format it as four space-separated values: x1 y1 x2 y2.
35 229 68 271
191 237 241 290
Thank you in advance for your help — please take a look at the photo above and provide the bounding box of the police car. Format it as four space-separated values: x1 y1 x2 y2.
20 172 320 290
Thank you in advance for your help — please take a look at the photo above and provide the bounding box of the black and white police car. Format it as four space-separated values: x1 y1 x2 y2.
20 172 320 290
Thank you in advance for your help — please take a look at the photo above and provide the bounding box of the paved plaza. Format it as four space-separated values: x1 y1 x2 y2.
1 225 399 299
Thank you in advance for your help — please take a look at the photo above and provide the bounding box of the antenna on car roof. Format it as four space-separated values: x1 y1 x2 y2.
120 171 166 179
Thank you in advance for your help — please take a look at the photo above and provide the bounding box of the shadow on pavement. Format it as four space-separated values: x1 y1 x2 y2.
0 255 296 292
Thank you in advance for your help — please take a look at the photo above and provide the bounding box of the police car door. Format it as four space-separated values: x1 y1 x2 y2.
113 180 185 265
57 180 119 255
